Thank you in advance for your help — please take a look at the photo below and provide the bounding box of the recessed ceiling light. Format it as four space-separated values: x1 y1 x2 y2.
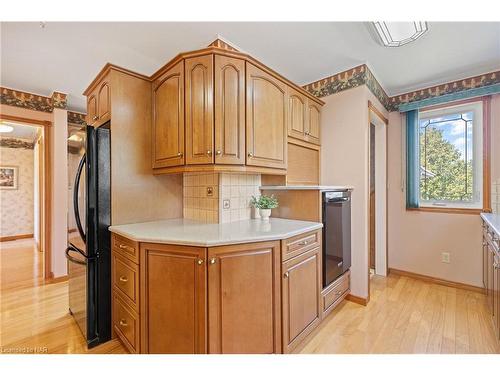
0 124 14 133
373 21 428 47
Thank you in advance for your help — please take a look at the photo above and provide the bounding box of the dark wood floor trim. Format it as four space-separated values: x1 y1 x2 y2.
0 233 34 242
345 294 369 306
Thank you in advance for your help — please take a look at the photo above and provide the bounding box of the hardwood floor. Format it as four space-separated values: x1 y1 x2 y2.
1 239 498 354
0 239 127 354
300 273 500 354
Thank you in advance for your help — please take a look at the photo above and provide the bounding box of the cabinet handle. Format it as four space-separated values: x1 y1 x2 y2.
197 258 204 265
305 131 310 136
335 290 342 296
209 258 217 265
119 319 128 327
177 152 183 158
216 150 222 155
494 263 499 269
248 152 253 158
298 240 309 246
207 150 212 156
118 244 131 251
284 272 289 278
119 276 128 283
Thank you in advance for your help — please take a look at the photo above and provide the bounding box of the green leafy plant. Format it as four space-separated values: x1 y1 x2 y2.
251 194 279 209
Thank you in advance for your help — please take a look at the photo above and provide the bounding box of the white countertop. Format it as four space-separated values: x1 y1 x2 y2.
260 185 353 191
481 213 500 237
109 218 323 247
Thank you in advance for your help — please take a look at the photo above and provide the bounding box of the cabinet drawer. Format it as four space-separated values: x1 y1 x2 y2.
112 234 139 264
282 230 321 261
112 253 139 311
322 270 350 317
113 294 140 353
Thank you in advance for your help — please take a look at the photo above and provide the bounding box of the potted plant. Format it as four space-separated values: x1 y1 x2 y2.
251 194 279 221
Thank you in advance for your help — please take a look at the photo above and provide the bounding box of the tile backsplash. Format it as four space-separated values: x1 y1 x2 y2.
182 172 261 223
493 179 500 214
219 173 261 223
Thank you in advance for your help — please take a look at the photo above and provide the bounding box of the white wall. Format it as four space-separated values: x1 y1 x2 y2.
50 108 68 278
386 94 500 287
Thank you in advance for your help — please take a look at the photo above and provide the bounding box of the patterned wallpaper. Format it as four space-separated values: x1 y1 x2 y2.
0 146 35 237
303 66 500 112
0 86 67 112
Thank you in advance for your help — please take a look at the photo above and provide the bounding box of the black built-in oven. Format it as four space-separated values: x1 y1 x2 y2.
322 190 351 288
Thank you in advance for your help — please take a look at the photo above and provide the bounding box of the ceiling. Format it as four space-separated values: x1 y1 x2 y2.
0 122 39 144
1 22 499 112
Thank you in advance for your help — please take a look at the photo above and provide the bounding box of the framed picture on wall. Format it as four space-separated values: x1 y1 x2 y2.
0 166 18 190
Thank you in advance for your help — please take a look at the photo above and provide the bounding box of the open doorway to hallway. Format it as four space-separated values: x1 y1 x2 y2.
0 120 47 289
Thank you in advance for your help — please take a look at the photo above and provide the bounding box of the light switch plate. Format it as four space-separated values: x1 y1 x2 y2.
223 199 230 209
441 252 450 263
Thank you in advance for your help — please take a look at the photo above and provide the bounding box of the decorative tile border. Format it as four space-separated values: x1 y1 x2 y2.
1 86 68 112
67 111 86 125
303 67 500 112
0 137 35 149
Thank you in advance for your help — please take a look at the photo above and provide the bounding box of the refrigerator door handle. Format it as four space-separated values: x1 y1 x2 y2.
65 246 87 265
74 154 86 244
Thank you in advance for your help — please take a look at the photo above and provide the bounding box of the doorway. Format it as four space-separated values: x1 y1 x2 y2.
368 102 388 278
0 115 52 285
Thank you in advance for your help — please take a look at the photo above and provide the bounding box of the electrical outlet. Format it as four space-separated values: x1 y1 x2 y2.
206 186 213 197
223 199 230 209
441 252 450 263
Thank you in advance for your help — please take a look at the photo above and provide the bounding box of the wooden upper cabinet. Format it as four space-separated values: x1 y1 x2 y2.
282 247 321 353
306 101 321 145
185 55 214 165
141 243 207 354
214 55 245 165
207 241 281 354
288 88 307 141
152 60 185 168
97 81 111 125
87 94 98 126
246 63 287 169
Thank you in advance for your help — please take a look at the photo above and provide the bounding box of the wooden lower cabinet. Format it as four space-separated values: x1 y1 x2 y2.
208 241 281 353
140 243 207 354
282 247 321 353
111 230 346 353
482 220 500 340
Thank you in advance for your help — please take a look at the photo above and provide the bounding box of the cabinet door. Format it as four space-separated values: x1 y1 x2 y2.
288 88 307 141
246 63 287 169
97 80 111 125
214 55 245 165
282 247 321 353
207 241 281 354
483 227 488 289
488 246 495 312
152 61 185 168
87 93 98 126
141 243 206 354
306 100 321 145
494 254 500 339
185 55 214 165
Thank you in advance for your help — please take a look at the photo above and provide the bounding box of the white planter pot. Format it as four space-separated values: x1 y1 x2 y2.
259 208 271 221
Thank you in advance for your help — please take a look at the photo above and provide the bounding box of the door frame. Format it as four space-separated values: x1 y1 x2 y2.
0 113 53 280
366 101 389 300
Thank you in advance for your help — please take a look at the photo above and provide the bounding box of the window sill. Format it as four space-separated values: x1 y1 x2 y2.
406 207 491 215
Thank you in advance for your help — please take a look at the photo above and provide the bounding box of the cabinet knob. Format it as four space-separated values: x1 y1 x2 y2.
197 258 204 265
305 131 310 136
216 150 222 155
119 275 128 283
248 152 253 158
92 115 99 121
207 150 212 156
494 263 499 269
119 319 128 327
177 152 183 158
209 258 217 265
284 271 289 278
118 244 130 251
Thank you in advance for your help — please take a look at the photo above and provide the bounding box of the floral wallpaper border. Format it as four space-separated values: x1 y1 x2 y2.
0 137 35 149
0 86 68 113
67 111 86 125
303 67 500 112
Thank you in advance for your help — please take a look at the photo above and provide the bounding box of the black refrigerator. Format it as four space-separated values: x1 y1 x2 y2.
66 123 111 348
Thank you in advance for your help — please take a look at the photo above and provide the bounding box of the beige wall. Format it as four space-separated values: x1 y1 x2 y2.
0 146 34 237
320 85 388 299
386 93 500 287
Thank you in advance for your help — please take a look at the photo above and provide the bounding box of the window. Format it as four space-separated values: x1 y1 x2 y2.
418 101 483 209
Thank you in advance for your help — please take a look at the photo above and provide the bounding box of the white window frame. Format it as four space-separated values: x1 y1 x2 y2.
418 101 483 209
